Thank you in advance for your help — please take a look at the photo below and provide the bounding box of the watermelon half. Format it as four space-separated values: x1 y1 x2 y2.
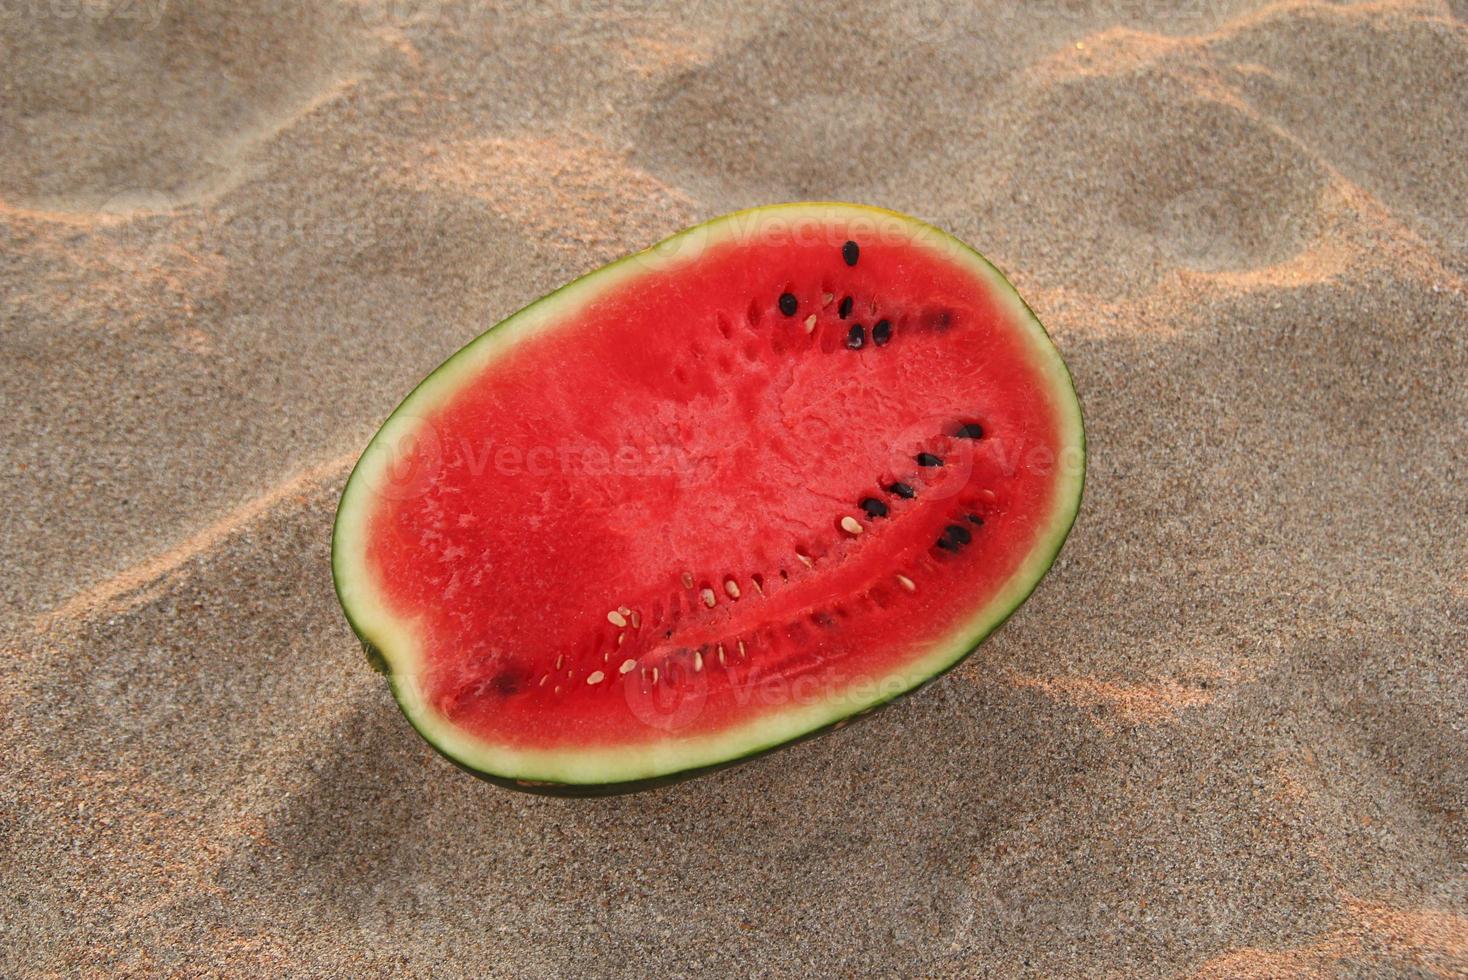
332 203 1084 794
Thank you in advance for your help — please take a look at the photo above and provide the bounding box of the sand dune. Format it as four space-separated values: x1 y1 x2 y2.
3 0 1465 976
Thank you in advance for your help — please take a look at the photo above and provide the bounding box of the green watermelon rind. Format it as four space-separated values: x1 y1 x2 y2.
331 202 1085 795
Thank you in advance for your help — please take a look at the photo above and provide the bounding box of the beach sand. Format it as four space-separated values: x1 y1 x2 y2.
3 1 1466 975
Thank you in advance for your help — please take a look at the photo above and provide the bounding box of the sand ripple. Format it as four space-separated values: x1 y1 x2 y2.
3 0 1466 975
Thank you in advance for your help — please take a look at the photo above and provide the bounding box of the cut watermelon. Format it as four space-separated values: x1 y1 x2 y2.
332 203 1084 794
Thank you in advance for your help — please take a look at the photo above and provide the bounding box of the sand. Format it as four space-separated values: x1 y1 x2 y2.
3 0 1466 975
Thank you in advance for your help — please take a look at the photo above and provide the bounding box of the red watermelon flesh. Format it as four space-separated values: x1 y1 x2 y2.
332 203 1084 792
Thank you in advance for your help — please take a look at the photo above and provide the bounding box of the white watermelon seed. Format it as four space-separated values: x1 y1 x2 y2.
840 516 863 535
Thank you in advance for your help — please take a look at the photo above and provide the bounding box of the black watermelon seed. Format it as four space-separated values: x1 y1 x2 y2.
778 292 798 316
915 452 944 467
944 523 973 545
966 513 985 526
859 497 889 518
838 296 853 319
872 319 892 346
936 536 960 553
886 482 916 499
846 324 866 350
955 422 984 439
842 240 859 266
